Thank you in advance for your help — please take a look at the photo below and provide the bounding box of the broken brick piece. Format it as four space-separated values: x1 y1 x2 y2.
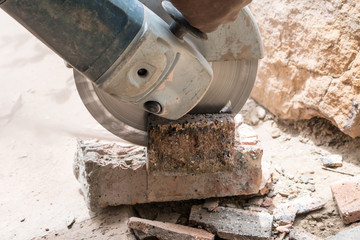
128 217 215 240
189 205 273 240
331 177 360 224
147 113 235 176
73 140 147 211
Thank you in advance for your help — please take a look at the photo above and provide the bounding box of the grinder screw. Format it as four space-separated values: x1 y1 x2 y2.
144 101 162 114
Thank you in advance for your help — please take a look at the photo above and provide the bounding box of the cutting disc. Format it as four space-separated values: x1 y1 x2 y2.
74 59 258 146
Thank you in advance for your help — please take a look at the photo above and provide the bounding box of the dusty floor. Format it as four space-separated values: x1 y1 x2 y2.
1 10 360 240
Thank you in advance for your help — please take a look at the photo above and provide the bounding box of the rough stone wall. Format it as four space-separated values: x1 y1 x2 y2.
250 0 360 138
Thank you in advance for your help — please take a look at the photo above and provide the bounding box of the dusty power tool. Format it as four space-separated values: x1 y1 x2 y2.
0 0 263 146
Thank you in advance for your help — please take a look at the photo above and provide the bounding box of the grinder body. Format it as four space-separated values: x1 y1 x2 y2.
0 0 213 120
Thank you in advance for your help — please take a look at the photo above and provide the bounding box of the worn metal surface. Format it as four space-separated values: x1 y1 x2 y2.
140 0 264 61
95 6 213 120
75 59 257 146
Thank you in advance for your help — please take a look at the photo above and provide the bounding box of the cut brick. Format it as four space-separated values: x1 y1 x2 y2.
189 205 273 240
331 177 360 224
128 217 215 240
289 229 322 240
147 114 235 176
74 122 265 209
73 140 147 211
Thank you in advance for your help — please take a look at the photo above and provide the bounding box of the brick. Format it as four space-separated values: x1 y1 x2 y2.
326 225 360 240
128 217 215 240
147 114 235 176
73 140 147 211
189 205 273 240
75 123 264 209
289 229 322 240
331 177 360 224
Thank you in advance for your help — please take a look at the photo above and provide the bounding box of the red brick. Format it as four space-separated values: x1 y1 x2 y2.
331 177 360 224
128 217 214 240
75 123 265 210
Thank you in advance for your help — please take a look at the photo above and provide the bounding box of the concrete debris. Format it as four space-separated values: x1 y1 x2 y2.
256 106 267 119
293 196 325 215
155 212 182 224
237 123 260 145
320 155 343 168
306 185 316 192
262 197 273 208
248 197 264 206
289 229 322 240
300 175 313 184
189 205 273 240
65 215 75 229
276 224 292 233
326 225 360 240
203 199 219 212
234 114 244 128
128 217 215 240
273 203 298 225
271 129 281 139
331 177 360 224
273 196 326 224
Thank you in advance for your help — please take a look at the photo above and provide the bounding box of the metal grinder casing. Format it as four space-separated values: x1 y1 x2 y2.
0 0 264 145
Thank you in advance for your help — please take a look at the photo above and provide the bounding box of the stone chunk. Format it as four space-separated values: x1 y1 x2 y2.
73 140 147 211
331 177 360 224
320 155 343 168
189 205 273 240
290 229 322 240
295 196 326 214
273 203 298 225
273 196 325 224
326 225 360 240
128 217 215 240
155 212 181 224
147 114 235 176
